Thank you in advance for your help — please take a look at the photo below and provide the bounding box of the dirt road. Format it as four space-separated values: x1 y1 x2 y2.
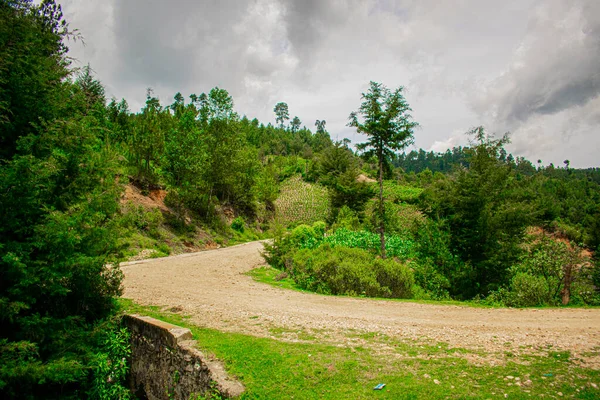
122 241 600 364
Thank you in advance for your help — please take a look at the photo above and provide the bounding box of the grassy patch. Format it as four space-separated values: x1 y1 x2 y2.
247 265 498 309
246 266 307 292
119 299 600 399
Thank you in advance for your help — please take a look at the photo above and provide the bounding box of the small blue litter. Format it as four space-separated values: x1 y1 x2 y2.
374 383 386 390
543 373 553 377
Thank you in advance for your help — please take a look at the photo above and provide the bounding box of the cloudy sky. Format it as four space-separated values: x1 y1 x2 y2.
61 0 599 167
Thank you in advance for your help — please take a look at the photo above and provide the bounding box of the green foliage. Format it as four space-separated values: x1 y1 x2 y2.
364 199 424 238
273 102 289 128
262 221 325 271
122 203 164 235
348 81 419 257
0 3 128 396
316 142 375 215
420 127 535 298
291 244 414 298
320 229 415 259
332 206 362 231
492 232 595 307
231 216 245 233
410 261 451 300
88 325 131 400
0 0 71 160
382 181 423 204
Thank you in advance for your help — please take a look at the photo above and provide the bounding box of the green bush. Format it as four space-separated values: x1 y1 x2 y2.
88 325 131 399
321 229 415 259
231 216 245 233
411 261 451 300
331 206 362 231
507 272 551 307
123 203 164 234
262 222 325 271
291 244 414 299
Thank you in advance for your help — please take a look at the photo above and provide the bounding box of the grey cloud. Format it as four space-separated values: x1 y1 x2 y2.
279 0 349 62
476 0 600 125
112 0 250 92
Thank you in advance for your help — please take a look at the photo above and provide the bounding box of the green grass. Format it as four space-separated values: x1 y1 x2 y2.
119 298 600 399
246 266 307 292
248 265 497 308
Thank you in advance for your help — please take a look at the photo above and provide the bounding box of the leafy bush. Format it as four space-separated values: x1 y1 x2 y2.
88 325 131 399
410 261 451 300
507 273 551 307
231 216 245 233
291 244 414 298
321 229 415 259
262 222 325 270
488 232 596 306
331 206 362 231
382 181 423 204
122 203 164 234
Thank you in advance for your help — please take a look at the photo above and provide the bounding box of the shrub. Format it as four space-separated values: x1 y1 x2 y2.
507 272 551 307
123 203 164 233
331 206 362 231
231 216 245 233
262 222 325 271
411 261 451 300
88 325 131 399
291 244 414 299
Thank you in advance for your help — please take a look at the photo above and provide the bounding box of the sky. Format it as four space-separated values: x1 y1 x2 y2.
60 0 600 168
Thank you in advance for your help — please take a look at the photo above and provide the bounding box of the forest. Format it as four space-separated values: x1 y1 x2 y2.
1 0 599 398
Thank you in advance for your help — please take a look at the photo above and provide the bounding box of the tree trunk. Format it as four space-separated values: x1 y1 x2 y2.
378 156 386 259
561 263 573 305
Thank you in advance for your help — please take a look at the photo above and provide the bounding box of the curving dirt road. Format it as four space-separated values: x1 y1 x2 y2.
121 241 600 365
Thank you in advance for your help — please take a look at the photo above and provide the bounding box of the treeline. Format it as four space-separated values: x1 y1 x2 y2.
105 88 333 226
397 147 600 181
394 145 600 252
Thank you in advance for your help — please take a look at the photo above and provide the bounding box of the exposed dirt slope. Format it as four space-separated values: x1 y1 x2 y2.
121 241 600 366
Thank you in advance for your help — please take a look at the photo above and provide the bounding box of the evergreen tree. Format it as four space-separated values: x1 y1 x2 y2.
348 81 418 257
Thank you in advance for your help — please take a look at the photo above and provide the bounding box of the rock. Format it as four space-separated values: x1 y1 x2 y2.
434 379 440 385
424 374 431 379
506 376 514 380
558 392 563 397
591 383 598 389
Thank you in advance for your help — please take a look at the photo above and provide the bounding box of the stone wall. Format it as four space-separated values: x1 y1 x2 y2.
123 314 244 399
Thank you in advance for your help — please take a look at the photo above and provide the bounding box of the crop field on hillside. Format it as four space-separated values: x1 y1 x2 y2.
275 175 330 225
